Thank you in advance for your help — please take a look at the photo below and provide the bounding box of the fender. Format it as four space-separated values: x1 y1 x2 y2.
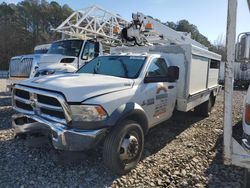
105 102 149 134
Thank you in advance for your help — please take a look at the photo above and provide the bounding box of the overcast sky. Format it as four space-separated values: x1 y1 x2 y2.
2 0 250 44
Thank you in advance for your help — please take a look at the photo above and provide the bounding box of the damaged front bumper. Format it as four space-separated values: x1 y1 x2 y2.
12 113 107 151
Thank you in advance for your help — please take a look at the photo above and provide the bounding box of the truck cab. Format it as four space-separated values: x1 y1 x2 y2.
7 39 103 91
35 39 102 76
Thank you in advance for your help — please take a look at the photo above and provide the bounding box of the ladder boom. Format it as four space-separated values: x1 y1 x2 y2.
121 12 207 49
54 5 207 49
54 5 130 46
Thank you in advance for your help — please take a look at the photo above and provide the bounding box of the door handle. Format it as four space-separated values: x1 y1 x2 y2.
168 85 175 89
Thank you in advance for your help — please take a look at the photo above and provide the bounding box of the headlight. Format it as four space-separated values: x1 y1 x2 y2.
70 105 108 122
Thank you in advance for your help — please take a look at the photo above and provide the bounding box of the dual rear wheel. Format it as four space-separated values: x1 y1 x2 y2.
195 95 216 117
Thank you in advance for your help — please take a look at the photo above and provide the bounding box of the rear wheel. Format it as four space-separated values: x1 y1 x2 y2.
195 95 215 117
103 120 144 174
15 133 27 139
244 84 249 90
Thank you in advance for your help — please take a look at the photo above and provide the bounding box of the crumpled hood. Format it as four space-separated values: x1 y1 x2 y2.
19 73 134 102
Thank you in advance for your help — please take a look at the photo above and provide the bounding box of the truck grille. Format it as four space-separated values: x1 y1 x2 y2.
12 85 72 124
9 58 33 78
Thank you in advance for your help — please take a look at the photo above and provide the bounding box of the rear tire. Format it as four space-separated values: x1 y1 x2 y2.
195 95 215 117
15 133 27 139
103 120 144 175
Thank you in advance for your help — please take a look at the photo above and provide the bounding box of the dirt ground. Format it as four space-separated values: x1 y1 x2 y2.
0 79 246 187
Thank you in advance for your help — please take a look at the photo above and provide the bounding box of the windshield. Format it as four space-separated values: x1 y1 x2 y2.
77 56 146 78
47 40 83 56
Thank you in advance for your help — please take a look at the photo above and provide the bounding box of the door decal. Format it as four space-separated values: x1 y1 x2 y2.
154 85 168 117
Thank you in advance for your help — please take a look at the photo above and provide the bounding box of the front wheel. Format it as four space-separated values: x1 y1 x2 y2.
103 120 144 174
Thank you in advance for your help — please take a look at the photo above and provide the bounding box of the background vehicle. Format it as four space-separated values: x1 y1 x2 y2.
219 61 250 88
7 44 51 91
240 32 250 155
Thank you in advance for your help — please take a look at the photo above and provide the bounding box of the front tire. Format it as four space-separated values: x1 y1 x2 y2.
103 120 144 174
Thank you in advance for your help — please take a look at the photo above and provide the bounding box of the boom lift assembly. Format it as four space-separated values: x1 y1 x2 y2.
54 5 207 49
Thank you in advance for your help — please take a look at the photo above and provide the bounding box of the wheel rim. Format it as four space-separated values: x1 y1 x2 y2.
119 131 139 163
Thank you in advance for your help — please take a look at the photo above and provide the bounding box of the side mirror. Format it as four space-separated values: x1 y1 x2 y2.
236 32 250 62
167 66 179 82
82 54 88 60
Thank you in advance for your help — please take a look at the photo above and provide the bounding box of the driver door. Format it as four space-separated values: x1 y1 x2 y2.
140 57 177 127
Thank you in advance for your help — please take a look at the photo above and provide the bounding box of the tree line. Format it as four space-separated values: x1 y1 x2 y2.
0 0 225 70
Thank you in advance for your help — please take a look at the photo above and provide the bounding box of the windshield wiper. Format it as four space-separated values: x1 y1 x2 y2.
119 59 129 78
94 59 101 74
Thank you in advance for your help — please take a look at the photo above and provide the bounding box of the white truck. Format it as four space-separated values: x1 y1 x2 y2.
7 39 103 91
11 10 222 173
239 32 250 151
7 44 51 91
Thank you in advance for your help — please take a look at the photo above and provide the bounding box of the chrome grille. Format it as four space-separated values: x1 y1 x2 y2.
9 58 33 77
12 85 72 124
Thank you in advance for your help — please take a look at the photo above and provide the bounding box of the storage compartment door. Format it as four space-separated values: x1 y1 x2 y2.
189 55 208 95
208 59 220 88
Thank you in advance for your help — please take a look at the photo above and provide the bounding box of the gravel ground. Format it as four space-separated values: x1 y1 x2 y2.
0 79 246 187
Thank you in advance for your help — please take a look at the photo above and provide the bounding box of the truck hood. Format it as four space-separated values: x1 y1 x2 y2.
20 73 134 102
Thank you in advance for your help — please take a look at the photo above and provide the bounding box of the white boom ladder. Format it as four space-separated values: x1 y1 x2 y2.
55 5 208 49
54 5 129 47
122 12 207 49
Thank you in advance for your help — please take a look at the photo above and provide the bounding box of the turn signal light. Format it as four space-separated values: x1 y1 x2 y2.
245 104 250 125
145 22 153 30
95 106 107 118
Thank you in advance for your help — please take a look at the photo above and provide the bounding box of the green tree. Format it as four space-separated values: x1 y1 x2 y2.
175 19 212 48
165 21 177 30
